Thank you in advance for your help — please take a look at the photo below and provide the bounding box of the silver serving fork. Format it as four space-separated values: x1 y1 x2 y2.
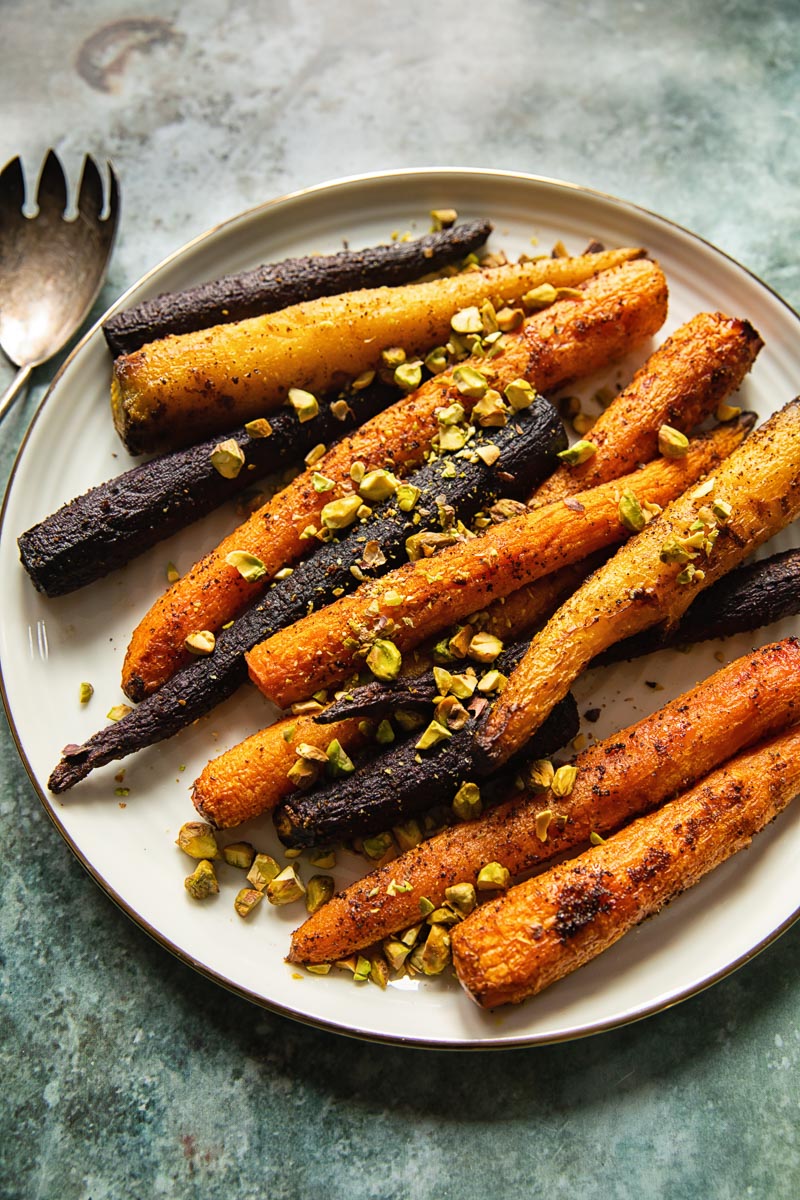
0 150 120 424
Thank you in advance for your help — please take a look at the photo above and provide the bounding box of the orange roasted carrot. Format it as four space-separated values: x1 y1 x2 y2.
122 257 667 701
478 398 800 768
452 723 800 1007
247 419 750 709
288 638 800 964
529 311 762 505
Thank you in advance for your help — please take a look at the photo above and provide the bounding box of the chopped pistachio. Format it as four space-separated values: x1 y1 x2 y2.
176 821 219 860
383 938 412 971
394 361 422 391
233 887 264 917
358 468 398 502
658 424 690 459
467 631 503 663
438 424 470 452
290 699 324 716
677 563 705 585
274 567 294 580
79 681 94 704
451 306 484 335
393 819 423 852
394 708 425 732
437 401 467 427
416 719 452 751
320 493 362 530
522 282 558 310
353 956 372 982
430 207 458 230
445 883 477 915
590 831 606 846
382 346 407 369
496 306 524 332
419 925 451 974
288 387 319 421
557 440 596 466
287 757 321 790
572 412 596 435
433 665 454 696
184 629 216 657
363 831 395 860
247 852 281 890
471 441 500 469
244 417 273 439
448 624 474 658
558 394 582 419
527 759 555 792
418 896 435 917
266 864 306 906
711 498 733 523
165 561 180 584
477 668 507 694
209 438 245 478
476 861 511 891
106 703 132 722
373 718 395 747
401 922 424 946
387 878 414 897
435 695 470 730
452 781 482 821
370 955 391 989
311 472 336 493
306 962 332 975
328 400 351 425
305 874 335 914
660 535 694 565
222 841 256 870
472 389 508 427
393 483 420 514
308 848 336 869
366 638 402 682
449 672 478 700
551 764 578 797
184 859 219 900
619 489 647 533
225 549 267 581
452 365 488 399
716 401 742 422
535 809 554 842
504 378 537 411
424 346 449 374
427 906 460 926
326 738 355 778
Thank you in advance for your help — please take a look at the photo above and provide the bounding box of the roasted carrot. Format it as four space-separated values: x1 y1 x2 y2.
477 398 800 768
529 312 762 505
247 420 751 708
111 246 644 453
123 257 668 700
452 723 800 1007
288 638 800 964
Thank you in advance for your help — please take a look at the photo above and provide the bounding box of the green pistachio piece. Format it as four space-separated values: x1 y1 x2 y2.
415 719 453 751
209 438 245 478
551 764 578 797
392 819 423 852
619 489 647 533
305 443 328 466
366 638 402 681
247 852 281 890
504 378 537 411
475 443 501 467
434 695 470 730
495 306 524 332
452 365 488 399
572 412 596 435
320 493 363 530
658 424 690 459
184 628 215 657
394 708 425 732
472 389 509 427
477 669 507 694
467 631 503 663
375 719 395 745
445 882 477 914
659 536 694 565
176 821 220 860
222 841 256 870
430 207 458 230
184 859 219 900
383 938 412 971
424 346 449 374
535 809 554 842
308 847 336 869
287 757 321 790
476 861 511 891
370 955 391 989
452 781 482 821
326 738 355 778
522 282 558 310
527 758 555 792
381 346 406 369
400 923 424 946
266 864 306 906
288 388 319 422
106 703 132 722
451 305 484 334
351 369 376 390
363 831 395 860
590 831 606 846
225 550 268 581
396 483 421 512
418 897 435 917
358 468 398 502
394 361 422 391
438 424 470 451
479 299 499 334
312 472 336 493
433 665 454 696
352 955 372 982
305 962 332 975
437 401 467 426
427 906 460 926
557 440 596 466
305 874 335 914
79 681 94 704
386 878 414 897
244 417 273 438
233 887 264 917
711 498 733 523
449 672 478 700
420 924 452 975
296 742 329 765
165 561 180 584
677 563 705 585
716 402 742 422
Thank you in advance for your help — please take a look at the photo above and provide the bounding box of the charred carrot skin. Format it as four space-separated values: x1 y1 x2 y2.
452 723 800 1008
122 257 668 700
288 638 800 964
248 420 751 709
478 398 800 768
48 401 564 793
529 311 762 505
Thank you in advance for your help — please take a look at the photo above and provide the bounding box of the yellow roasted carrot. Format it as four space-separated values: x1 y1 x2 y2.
478 398 800 768
123 257 667 700
288 638 800 964
112 247 644 453
247 420 750 708
453 723 800 1007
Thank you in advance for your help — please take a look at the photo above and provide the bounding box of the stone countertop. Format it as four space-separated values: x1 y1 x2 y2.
1 2 798 1196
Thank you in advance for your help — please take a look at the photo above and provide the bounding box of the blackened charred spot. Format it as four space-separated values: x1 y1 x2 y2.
627 845 671 887
554 867 615 941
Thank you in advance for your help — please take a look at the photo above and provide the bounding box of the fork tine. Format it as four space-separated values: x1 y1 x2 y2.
106 161 121 224
0 156 26 214
36 149 68 217
77 155 104 221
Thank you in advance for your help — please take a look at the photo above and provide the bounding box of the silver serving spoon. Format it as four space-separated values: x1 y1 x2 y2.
0 149 120 425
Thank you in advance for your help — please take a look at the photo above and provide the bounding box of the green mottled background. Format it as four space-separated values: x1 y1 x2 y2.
1 2 799 1196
